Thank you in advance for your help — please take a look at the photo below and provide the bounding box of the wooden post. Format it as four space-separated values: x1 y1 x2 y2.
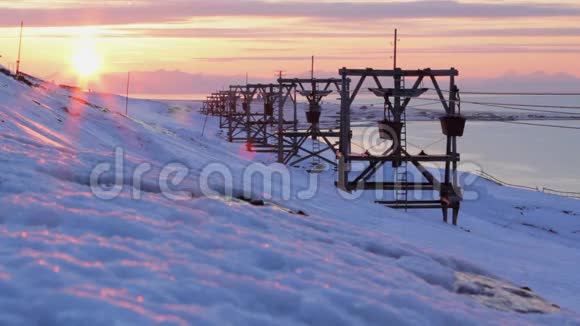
449 74 459 188
449 73 461 225
311 56 314 80
339 70 351 179
393 28 398 70
218 94 223 128
245 88 251 148
16 21 23 75
277 79 284 163
293 86 297 133
125 72 130 116
264 86 270 144
393 70 402 166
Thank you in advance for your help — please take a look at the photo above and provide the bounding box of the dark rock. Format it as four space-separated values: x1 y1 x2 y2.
250 199 265 206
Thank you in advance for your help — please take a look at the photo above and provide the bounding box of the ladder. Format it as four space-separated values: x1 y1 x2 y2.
309 126 327 173
395 77 408 209
312 135 321 166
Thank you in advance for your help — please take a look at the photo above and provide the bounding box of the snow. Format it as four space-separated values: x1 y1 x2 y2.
1 70 580 325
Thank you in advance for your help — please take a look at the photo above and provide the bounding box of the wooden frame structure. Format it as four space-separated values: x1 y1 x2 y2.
227 83 297 153
219 90 241 141
276 78 346 169
337 67 463 224
204 95 218 116
212 92 231 129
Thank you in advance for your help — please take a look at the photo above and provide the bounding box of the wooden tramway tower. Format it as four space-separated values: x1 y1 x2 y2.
206 95 216 115
210 93 224 117
276 77 345 171
212 92 230 129
336 67 466 225
221 86 248 143
222 90 241 142
203 96 211 115
228 83 296 153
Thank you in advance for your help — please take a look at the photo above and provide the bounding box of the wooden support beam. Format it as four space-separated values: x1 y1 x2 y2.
429 75 450 113
282 131 340 137
348 154 459 162
338 68 459 77
348 182 436 191
289 147 337 166
349 75 367 106
278 78 343 84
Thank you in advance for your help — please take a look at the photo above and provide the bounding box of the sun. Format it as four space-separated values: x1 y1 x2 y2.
71 40 103 79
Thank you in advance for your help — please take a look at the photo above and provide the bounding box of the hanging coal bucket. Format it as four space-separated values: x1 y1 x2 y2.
306 111 321 124
440 114 466 137
264 103 274 116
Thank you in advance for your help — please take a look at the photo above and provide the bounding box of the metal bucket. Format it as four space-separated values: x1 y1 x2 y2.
440 115 466 137
264 103 274 116
306 111 321 124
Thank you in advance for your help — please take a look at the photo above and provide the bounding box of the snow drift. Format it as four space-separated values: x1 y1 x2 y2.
1 69 580 325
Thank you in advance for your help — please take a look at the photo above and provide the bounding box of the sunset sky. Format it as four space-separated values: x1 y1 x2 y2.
1 0 579 95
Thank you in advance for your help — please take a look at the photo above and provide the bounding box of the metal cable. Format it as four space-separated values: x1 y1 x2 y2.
414 97 580 110
499 120 580 130
428 89 580 96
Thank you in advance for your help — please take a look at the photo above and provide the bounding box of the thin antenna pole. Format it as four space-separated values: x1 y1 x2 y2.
16 21 23 75
125 72 130 116
311 55 316 91
245 72 248 85
393 28 398 70
311 55 314 79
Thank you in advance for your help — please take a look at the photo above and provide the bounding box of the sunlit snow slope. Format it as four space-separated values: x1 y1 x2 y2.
1 70 580 325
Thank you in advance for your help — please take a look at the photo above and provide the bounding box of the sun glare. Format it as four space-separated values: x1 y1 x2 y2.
71 40 103 79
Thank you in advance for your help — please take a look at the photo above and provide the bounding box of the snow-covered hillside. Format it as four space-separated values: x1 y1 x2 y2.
1 70 580 325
